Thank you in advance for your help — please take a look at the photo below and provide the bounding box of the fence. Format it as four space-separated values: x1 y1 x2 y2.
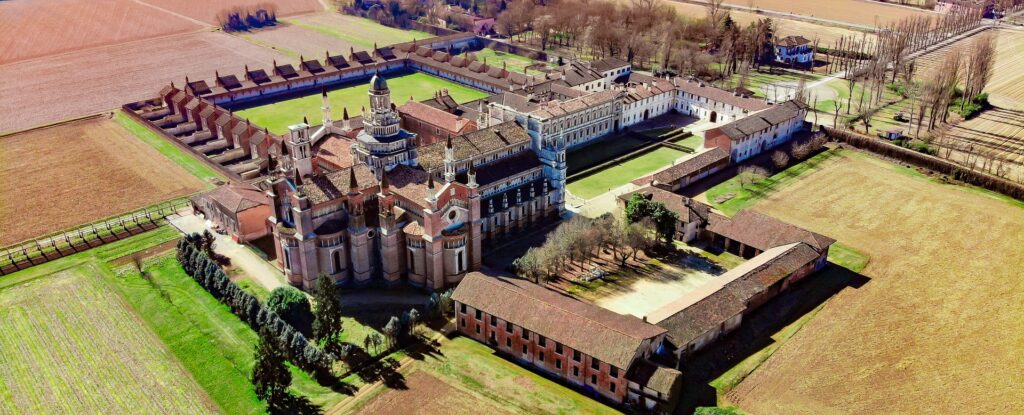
0 198 191 275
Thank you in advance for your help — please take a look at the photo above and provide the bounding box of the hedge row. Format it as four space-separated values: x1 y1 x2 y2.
175 233 335 383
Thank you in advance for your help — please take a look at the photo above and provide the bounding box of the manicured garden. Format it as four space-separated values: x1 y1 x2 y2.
567 146 686 199
470 48 541 74
235 72 489 134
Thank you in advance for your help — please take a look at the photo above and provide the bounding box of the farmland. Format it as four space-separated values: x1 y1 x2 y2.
716 0 930 26
344 336 622 415
235 72 489 134
724 150 1024 413
659 1 874 44
0 115 208 246
0 31 286 134
0 263 215 414
138 0 323 25
235 23 365 59
914 29 1024 110
287 13 431 50
0 0 200 65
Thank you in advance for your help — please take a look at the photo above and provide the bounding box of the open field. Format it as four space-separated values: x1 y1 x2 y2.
725 150 1024 414
471 48 541 74
715 0 930 26
287 13 431 50
0 115 208 246
727 67 824 101
0 0 200 65
914 29 1024 110
235 72 489 133
139 0 323 25
567 146 687 199
661 1 874 44
235 23 365 59
0 262 216 414
0 31 286 134
942 107 1024 180
346 336 622 414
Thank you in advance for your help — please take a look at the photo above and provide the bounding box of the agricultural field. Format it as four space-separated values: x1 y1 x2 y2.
717 0 929 26
941 107 1024 181
235 72 489 134
723 150 1024 414
0 31 286 134
661 1 874 44
344 336 622 415
567 146 687 199
287 13 431 50
234 23 364 59
0 0 200 65
0 261 215 413
914 29 1024 110
138 0 323 25
0 115 209 246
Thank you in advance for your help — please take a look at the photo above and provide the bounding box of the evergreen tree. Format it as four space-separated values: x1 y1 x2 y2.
252 326 291 409
267 286 313 335
311 274 343 341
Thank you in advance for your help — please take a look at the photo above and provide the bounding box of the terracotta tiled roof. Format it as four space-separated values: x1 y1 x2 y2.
300 164 378 204
652 148 729 185
591 56 630 73
716 100 808 141
554 61 603 86
707 209 835 252
275 64 298 79
204 183 269 213
387 164 431 207
471 151 542 186
314 134 356 170
530 90 620 119
247 68 271 84
452 272 667 370
617 186 710 223
778 35 812 47
326 54 349 69
217 74 242 90
627 360 682 397
675 78 770 112
418 122 530 170
350 50 374 65
187 80 211 95
398 101 474 135
302 59 325 73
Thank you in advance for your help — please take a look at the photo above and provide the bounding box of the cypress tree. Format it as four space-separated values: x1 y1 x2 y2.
252 326 291 410
311 274 343 341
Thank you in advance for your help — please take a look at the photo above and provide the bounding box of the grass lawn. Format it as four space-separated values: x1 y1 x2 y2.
348 336 622 414
827 242 870 273
286 15 429 50
236 72 489 134
114 111 224 184
703 148 844 216
568 147 686 199
671 134 704 150
470 48 538 74
728 68 823 100
566 133 651 173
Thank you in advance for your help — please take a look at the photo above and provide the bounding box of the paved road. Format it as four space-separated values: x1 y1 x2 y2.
168 213 288 291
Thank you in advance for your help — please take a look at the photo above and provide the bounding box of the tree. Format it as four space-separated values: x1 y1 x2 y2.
252 326 292 410
738 165 768 189
407 308 421 337
771 150 790 170
623 221 653 262
383 316 401 349
266 286 313 336
311 274 343 342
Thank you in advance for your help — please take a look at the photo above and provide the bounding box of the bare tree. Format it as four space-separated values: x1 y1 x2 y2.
771 150 791 170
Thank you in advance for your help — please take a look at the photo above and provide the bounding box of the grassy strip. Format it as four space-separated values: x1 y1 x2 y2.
114 111 224 184
705 148 844 216
568 146 686 199
827 242 870 273
671 134 704 149
471 48 537 74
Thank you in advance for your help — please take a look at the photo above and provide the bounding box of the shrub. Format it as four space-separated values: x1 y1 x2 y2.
266 287 313 336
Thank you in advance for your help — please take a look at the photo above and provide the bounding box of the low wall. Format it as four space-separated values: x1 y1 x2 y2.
823 127 1024 201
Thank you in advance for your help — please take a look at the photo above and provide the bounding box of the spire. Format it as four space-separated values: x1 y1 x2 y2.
343 107 349 120
427 173 434 190
321 86 327 97
303 116 308 125
294 171 304 186
380 170 390 191
446 134 453 149
467 163 478 188
349 166 358 190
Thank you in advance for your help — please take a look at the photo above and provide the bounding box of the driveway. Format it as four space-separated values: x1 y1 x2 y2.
168 213 287 291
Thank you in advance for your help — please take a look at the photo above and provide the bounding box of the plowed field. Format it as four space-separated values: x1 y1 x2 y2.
0 116 207 245
139 0 323 25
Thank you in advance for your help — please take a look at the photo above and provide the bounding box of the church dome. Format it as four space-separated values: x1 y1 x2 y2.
370 73 388 92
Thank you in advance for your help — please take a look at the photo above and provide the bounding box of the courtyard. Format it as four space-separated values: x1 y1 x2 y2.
233 72 490 134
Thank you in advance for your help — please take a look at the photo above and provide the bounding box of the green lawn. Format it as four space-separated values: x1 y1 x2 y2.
287 15 429 50
568 147 686 199
827 242 870 273
671 134 704 150
728 68 823 100
566 133 651 173
114 111 224 184
703 148 844 216
470 48 539 74
236 72 489 134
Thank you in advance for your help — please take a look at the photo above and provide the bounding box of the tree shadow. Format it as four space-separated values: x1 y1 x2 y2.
673 263 870 414
271 392 321 415
355 356 407 390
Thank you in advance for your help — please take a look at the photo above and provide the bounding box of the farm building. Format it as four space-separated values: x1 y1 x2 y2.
704 100 809 163
774 35 814 65
191 183 272 243
650 147 731 191
452 272 683 413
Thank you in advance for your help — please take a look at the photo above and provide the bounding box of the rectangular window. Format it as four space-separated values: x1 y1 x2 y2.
591 375 597 385
591 358 600 370
573 367 579 377
522 345 528 355
506 338 511 348
460 303 467 313
506 322 513 333
539 351 545 362
555 343 563 354
538 336 546 347
610 383 616 393
573 350 581 362
610 367 618 378
461 318 466 327
490 316 497 326
555 359 562 369
475 309 482 319
522 329 530 341
475 325 480 334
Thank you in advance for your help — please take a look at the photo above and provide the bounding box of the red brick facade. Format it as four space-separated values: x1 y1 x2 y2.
455 301 628 402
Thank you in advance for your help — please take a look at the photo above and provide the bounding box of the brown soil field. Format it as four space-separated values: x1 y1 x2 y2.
0 0 201 65
717 0 930 26
914 29 1024 110
726 151 1024 414
353 371 514 415
941 107 1024 181
139 0 323 25
0 116 207 246
236 23 360 59
0 31 286 134
665 1 873 44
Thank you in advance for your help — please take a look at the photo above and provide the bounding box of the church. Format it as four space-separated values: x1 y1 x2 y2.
262 73 559 291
